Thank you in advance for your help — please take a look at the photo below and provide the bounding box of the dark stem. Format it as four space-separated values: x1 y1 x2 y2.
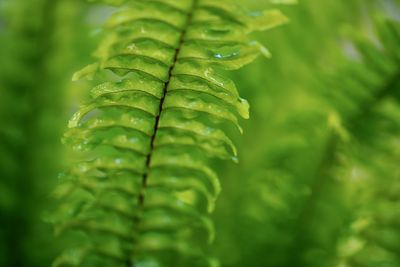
138 0 199 206
129 1 198 266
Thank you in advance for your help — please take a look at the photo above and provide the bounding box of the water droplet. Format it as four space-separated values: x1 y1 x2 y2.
129 137 138 144
214 51 240 59
249 11 262 17
231 156 239 164
127 44 137 52
238 97 250 119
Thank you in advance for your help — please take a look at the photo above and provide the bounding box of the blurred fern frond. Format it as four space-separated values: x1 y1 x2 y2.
329 16 400 267
211 1 400 267
288 14 400 267
0 0 90 266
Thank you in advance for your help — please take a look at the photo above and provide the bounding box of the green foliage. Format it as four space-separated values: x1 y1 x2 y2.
211 1 400 267
326 16 400 267
51 1 287 266
1 1 399 267
0 0 90 266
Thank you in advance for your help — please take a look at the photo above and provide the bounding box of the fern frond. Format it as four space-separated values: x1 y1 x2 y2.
53 1 288 266
331 17 400 267
288 14 400 267
208 1 399 266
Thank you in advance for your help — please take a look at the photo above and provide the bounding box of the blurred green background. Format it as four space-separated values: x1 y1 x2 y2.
0 0 399 266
